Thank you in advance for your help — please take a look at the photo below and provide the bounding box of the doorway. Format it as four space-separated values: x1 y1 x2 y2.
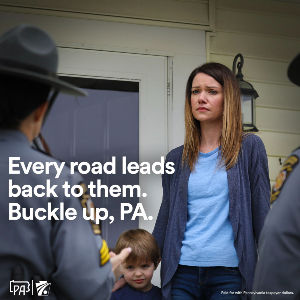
42 49 167 248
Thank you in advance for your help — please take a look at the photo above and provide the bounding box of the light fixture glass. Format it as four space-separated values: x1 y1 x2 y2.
232 53 259 132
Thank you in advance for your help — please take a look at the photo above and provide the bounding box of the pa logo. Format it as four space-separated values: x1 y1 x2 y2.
10 280 30 296
35 281 51 296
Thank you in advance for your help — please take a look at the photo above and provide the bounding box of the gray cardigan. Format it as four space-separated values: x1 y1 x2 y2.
153 134 270 300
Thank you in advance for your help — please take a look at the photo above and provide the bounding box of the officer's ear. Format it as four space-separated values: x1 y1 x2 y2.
34 101 49 123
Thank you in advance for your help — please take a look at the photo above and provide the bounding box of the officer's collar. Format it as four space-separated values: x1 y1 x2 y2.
0 129 31 145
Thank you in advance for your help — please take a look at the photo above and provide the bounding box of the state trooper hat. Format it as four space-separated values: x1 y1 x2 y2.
288 53 300 87
0 24 86 96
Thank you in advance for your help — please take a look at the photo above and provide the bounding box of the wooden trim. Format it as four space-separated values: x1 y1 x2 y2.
205 32 216 62
214 28 300 41
216 5 300 19
208 0 216 31
210 51 292 64
256 105 300 112
259 129 300 136
0 4 211 30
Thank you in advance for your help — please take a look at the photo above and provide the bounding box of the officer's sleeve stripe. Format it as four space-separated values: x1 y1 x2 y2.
100 240 110 266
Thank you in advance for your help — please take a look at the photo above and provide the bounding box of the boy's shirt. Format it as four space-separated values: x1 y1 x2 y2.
110 283 162 300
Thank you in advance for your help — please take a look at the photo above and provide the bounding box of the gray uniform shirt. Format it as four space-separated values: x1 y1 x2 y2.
252 147 300 299
0 130 114 299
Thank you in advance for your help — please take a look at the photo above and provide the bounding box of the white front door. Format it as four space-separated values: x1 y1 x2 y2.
54 48 167 240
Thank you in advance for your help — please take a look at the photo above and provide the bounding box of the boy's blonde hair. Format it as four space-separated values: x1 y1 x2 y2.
114 229 161 268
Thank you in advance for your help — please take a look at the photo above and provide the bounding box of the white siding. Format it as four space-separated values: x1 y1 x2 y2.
209 0 300 188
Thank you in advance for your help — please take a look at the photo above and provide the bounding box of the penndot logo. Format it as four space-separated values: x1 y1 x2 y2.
35 281 51 296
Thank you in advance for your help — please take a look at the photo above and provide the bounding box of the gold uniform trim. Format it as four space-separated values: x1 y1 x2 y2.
271 155 299 204
100 240 110 266
79 182 101 235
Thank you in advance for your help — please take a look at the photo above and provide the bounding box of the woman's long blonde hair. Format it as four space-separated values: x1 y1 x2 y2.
183 62 243 170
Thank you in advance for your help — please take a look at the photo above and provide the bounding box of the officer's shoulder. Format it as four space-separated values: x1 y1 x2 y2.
291 146 300 156
284 146 300 166
271 146 299 204
30 147 73 178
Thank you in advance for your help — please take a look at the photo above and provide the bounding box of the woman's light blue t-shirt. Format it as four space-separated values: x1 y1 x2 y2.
179 147 239 267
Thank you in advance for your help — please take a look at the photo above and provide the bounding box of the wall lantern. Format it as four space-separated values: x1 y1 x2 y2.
232 53 259 132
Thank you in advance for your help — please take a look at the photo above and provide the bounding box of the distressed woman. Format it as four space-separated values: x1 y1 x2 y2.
153 63 270 300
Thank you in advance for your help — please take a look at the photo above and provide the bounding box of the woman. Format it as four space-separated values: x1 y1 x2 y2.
153 63 270 300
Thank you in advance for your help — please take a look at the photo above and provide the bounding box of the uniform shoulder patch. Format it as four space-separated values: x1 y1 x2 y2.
271 154 299 204
100 240 110 266
78 182 101 235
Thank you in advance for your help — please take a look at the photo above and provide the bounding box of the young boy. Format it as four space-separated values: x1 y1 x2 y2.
110 229 162 300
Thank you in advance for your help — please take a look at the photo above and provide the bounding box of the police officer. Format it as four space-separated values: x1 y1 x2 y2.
252 54 300 299
0 24 130 299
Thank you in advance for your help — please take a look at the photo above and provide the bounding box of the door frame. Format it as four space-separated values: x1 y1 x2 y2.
57 48 168 235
